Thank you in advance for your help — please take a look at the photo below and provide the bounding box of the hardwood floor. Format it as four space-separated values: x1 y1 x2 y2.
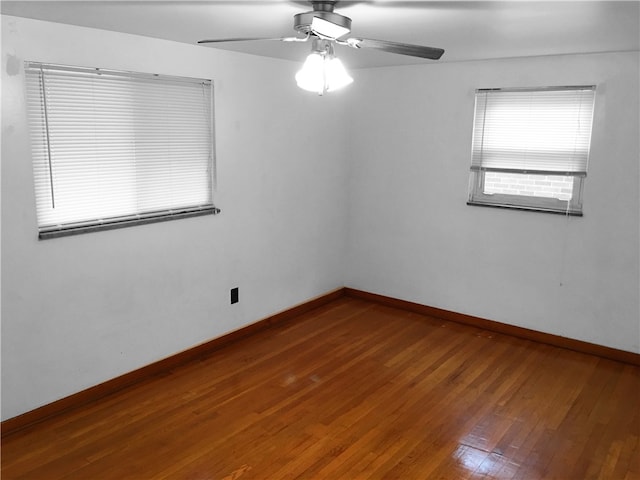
2 297 639 479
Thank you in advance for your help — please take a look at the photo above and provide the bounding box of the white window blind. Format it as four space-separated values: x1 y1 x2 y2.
25 62 217 238
471 86 596 176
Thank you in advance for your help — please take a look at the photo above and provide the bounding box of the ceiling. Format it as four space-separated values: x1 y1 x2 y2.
2 1 639 69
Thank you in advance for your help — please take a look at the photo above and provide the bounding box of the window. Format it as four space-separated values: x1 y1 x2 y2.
468 86 595 215
25 62 218 239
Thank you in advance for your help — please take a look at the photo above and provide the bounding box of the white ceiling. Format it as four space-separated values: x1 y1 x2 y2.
2 1 639 69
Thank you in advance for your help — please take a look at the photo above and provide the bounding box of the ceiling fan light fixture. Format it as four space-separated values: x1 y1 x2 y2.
295 42 353 95
199 1 444 93
311 16 350 39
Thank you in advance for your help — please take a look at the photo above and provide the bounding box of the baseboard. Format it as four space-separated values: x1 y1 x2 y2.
1 288 344 438
344 288 640 367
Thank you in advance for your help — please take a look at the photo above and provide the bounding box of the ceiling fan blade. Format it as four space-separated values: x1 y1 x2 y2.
198 36 307 44
345 38 444 60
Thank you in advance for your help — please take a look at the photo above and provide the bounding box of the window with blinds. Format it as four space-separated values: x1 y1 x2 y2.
25 62 218 239
468 86 595 215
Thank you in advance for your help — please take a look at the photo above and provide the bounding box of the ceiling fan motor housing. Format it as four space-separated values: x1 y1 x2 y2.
293 1 352 36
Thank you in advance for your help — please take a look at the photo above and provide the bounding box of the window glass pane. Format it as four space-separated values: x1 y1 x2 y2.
483 172 573 201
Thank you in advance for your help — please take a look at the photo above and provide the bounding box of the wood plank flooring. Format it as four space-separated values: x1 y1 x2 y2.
2 297 639 479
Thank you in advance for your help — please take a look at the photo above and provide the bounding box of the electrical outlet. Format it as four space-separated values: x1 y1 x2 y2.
230 287 239 304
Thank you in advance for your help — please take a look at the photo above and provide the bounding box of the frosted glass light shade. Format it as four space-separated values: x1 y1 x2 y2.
325 57 353 90
295 53 325 93
295 53 353 95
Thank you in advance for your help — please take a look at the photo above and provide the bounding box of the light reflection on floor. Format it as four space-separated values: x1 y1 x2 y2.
452 443 521 478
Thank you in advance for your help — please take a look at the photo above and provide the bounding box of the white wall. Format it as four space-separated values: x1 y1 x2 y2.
1 15 348 420
345 52 640 354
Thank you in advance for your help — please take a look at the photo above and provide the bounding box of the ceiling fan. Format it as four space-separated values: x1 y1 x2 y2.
198 1 445 94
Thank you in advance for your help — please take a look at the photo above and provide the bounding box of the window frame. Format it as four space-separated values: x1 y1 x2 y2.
467 86 595 216
25 62 219 240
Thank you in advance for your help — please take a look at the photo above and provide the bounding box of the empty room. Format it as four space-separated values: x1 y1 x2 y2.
1 1 639 478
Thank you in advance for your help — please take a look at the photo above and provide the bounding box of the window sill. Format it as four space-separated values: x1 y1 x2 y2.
467 201 582 216
38 207 221 240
